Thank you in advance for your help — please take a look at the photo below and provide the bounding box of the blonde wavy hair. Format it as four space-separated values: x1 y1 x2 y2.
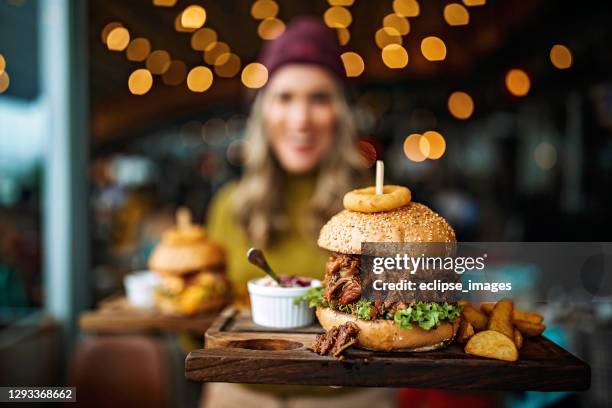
233 83 366 248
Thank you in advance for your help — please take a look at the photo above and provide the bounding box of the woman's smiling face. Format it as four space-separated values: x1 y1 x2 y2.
263 64 338 174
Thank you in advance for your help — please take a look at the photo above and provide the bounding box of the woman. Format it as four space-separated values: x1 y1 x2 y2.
204 16 397 408
208 16 366 302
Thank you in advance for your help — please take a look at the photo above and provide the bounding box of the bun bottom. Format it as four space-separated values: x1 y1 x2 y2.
155 293 229 316
316 307 459 352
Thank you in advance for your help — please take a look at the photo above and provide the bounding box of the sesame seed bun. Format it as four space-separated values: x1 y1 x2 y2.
316 307 459 352
317 202 456 255
148 240 225 275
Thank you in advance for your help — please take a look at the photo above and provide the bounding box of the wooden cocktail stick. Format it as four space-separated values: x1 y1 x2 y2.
375 160 384 195
176 206 191 230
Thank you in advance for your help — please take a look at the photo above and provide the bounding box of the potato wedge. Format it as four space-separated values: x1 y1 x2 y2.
513 328 523 349
457 319 475 343
514 319 546 337
461 303 488 331
487 298 514 339
514 309 544 324
480 302 544 324
464 330 519 362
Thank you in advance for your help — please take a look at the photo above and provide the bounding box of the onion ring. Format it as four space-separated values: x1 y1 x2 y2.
343 185 411 213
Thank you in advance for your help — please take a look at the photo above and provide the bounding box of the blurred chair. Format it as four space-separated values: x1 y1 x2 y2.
69 335 170 408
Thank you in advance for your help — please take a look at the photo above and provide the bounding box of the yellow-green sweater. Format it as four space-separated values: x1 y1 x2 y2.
207 175 329 303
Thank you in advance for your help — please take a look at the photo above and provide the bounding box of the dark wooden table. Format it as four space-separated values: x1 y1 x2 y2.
185 307 591 391
78 296 216 336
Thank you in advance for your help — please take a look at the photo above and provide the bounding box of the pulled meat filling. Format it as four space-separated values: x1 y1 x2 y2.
374 300 411 316
323 253 362 305
322 252 457 315
310 322 360 358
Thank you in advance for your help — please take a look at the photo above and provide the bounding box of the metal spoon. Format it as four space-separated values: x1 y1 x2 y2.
247 248 282 286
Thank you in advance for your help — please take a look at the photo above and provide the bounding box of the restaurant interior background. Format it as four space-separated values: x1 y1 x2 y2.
1 0 611 407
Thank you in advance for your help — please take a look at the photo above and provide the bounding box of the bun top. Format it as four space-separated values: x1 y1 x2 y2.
148 208 225 274
317 202 456 254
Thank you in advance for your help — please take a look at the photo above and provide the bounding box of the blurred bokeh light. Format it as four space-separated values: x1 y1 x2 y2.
186 66 213 92
448 91 474 119
241 62 268 88
382 44 408 69
550 44 573 69
505 68 531 96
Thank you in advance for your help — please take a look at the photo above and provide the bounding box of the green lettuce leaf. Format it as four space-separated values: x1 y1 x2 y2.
393 302 462 330
355 299 375 320
293 286 326 308
294 287 461 331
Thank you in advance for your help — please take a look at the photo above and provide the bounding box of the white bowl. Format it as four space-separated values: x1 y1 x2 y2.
124 271 160 309
247 279 321 328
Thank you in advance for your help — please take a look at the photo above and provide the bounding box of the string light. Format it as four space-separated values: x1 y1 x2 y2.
128 69 153 95
187 66 214 92
444 4 469 26
0 54 7 94
101 22 122 44
251 0 279 20
341 52 365 77
337 28 350 45
146 50 171 75
204 42 230 65
107 27 130 51
181 5 207 29
505 69 530 97
153 0 177 6
393 0 420 17
328 0 354 5
463 0 485 6
382 44 409 69
126 38 151 62
375 27 403 49
258 17 286 40
191 28 217 51
421 36 447 61
550 44 572 69
0 72 9 94
383 14 410 35
447 91 474 119
324 6 352 29
215 53 242 78
175 14 196 32
241 63 268 88
403 134 428 162
421 131 446 159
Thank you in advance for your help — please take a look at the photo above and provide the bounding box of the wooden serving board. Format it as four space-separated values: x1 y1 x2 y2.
185 307 590 391
78 296 217 336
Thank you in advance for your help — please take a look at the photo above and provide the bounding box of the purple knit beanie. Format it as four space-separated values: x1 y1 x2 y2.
258 16 346 82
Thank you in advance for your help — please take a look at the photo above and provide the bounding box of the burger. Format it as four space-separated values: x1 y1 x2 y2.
148 208 231 315
302 185 461 352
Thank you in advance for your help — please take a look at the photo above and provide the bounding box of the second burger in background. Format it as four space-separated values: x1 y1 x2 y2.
148 207 231 315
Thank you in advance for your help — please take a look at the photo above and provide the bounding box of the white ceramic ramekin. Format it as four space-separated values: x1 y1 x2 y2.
247 279 321 328
124 271 160 309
